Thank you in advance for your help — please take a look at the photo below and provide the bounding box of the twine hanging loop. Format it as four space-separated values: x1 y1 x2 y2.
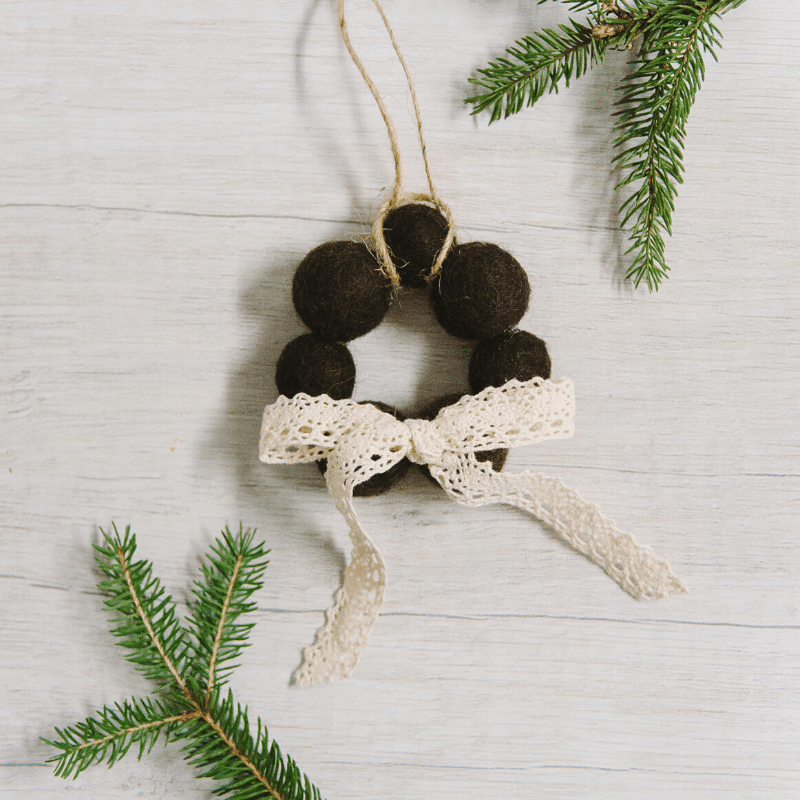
337 0 456 288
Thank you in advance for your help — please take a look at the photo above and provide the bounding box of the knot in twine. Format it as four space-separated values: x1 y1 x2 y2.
259 378 687 685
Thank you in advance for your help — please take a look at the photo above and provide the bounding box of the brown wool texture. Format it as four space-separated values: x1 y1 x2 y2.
318 401 411 497
469 329 551 394
430 242 530 340
415 393 508 484
383 203 451 288
275 333 356 400
293 240 393 342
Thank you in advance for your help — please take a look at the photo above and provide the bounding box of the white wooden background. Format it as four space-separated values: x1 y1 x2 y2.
2 1 798 797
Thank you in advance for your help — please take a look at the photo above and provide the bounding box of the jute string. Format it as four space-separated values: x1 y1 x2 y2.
337 0 456 289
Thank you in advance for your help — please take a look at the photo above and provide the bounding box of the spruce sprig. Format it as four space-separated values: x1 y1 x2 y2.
47 696 196 777
466 0 747 290
43 523 324 800
465 17 608 124
187 528 268 704
94 524 193 692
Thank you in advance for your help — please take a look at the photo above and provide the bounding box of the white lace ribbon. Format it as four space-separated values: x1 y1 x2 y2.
259 378 687 685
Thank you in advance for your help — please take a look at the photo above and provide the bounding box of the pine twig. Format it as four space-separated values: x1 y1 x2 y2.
466 0 748 290
465 17 609 123
44 524 323 800
613 1 739 289
94 523 192 695
185 525 269 705
43 697 199 778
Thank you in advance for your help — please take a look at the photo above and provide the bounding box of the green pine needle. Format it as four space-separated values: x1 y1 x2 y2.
44 524 324 800
466 0 747 290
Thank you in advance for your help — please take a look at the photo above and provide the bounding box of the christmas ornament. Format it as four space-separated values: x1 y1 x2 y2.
259 0 687 686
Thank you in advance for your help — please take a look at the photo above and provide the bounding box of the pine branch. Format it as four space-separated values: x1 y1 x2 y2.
94 523 192 695
45 525 325 800
43 697 199 779
186 525 269 705
466 0 747 289
466 17 608 123
613 0 741 289
184 689 323 800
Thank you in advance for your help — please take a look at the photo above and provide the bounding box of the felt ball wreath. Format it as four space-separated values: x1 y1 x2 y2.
258 0 689 691
276 203 552 497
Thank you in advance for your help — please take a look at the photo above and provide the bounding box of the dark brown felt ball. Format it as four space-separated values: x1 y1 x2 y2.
318 401 411 497
415 394 507 485
469 329 551 394
275 334 355 400
383 203 451 288
430 242 530 340
293 240 392 341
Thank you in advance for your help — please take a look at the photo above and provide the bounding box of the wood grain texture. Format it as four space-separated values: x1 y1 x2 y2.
2 1 798 797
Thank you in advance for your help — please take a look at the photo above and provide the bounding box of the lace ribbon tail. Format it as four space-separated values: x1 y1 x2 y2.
293 478 387 686
434 457 687 600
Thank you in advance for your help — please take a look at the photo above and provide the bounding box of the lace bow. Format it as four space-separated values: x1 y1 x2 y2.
259 378 686 685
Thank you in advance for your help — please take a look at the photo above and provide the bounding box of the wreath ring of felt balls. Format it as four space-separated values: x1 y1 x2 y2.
274 202 554 497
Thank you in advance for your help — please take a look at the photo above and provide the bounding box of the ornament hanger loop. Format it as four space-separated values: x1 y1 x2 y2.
336 0 456 288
